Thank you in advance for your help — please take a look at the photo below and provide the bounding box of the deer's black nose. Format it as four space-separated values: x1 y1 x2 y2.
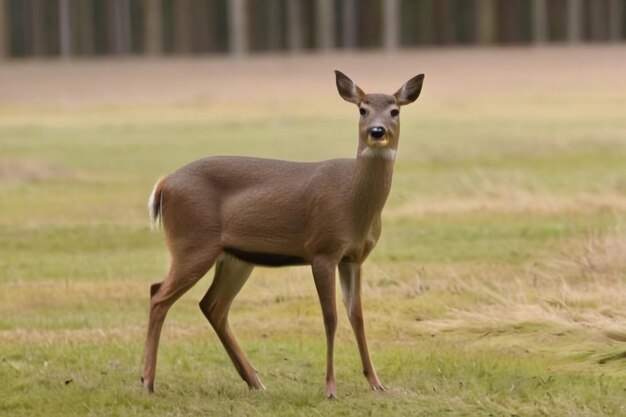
369 126 386 140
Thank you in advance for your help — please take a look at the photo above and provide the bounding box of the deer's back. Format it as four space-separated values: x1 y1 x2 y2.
168 155 354 194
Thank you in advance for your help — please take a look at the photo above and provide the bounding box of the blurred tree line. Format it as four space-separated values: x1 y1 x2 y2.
0 0 624 58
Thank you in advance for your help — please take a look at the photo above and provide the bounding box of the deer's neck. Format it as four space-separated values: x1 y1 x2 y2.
348 149 396 226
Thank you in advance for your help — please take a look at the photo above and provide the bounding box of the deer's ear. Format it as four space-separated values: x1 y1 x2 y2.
335 70 365 105
394 74 424 106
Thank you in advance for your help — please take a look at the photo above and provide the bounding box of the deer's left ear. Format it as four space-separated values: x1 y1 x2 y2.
394 74 424 106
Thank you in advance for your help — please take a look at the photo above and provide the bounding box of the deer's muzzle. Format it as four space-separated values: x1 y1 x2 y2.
367 126 389 147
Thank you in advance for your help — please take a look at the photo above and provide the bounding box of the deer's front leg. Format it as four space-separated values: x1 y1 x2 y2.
338 262 384 391
311 257 338 399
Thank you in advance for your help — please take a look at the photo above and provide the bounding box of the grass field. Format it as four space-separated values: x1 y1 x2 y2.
1 47 625 416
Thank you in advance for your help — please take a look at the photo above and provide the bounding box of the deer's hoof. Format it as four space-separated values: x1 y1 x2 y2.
325 382 337 399
248 380 266 391
141 377 155 393
370 382 386 392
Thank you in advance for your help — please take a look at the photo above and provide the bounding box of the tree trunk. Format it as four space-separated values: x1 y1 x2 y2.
475 0 496 44
193 0 214 53
105 1 117 54
266 0 282 51
205 0 219 52
59 0 72 57
143 0 162 55
107 0 131 54
608 0 623 42
342 0 357 48
173 0 193 53
435 0 454 44
228 0 248 56
588 0 608 41
567 0 582 43
358 0 380 47
119 0 132 54
31 0 46 55
531 0 547 44
383 0 400 50
77 0 95 55
498 0 520 43
456 0 476 44
400 0 417 46
417 0 435 45
287 0 303 51
0 0 6 59
315 0 334 50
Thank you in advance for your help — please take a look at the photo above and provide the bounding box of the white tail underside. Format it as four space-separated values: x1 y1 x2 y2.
148 179 163 231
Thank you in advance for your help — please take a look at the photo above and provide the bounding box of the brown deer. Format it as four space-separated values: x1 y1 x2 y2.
141 71 424 398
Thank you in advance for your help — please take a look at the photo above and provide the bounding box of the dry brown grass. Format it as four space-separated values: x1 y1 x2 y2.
1 46 625 108
387 192 626 218
0 159 78 183
416 231 626 337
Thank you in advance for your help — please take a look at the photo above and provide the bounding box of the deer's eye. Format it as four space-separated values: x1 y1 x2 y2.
390 109 399 117
359 108 367 116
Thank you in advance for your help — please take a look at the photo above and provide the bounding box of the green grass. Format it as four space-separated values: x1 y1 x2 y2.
1 58 626 416
2 338 624 416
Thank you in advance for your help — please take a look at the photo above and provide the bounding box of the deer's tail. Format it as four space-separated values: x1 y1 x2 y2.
148 176 168 231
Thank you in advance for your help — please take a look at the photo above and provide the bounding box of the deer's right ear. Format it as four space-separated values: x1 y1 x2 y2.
335 70 364 105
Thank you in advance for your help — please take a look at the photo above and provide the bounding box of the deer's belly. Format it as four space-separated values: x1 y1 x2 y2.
223 248 308 267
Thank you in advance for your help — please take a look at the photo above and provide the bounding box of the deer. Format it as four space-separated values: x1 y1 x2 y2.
141 70 424 398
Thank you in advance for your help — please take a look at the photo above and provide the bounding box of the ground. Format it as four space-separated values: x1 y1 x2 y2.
0 46 625 416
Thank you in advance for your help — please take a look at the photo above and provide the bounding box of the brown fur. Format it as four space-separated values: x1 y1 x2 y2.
142 71 424 398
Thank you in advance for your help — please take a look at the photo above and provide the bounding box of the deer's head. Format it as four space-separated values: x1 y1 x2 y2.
335 70 424 158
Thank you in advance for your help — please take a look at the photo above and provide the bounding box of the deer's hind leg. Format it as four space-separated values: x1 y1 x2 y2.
142 244 221 393
199 253 263 390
